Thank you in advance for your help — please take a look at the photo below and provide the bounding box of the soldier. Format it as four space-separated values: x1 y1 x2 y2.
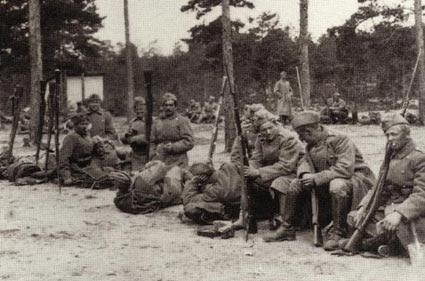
182 161 242 224
288 111 375 250
86 94 117 140
347 114 425 257
186 99 202 123
76 101 87 114
202 96 218 123
273 71 293 125
59 113 94 186
121 97 149 171
329 93 348 124
230 117 304 239
151 93 194 167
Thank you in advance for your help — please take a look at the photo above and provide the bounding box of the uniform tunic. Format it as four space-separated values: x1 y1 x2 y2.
87 109 117 140
59 132 94 181
122 116 148 171
349 139 425 249
151 112 194 167
273 79 293 117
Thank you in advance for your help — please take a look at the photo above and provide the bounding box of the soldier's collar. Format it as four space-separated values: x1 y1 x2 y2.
161 112 178 120
88 109 103 115
393 139 416 159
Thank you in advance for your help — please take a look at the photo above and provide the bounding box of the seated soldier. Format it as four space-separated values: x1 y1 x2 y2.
86 94 117 140
329 93 348 124
59 114 94 186
201 96 218 124
114 160 192 214
186 99 202 123
346 114 425 257
182 162 242 224
290 111 375 250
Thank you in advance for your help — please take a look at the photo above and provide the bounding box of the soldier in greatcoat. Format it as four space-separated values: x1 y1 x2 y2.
287 111 376 250
347 114 425 257
273 71 293 125
86 94 117 140
121 97 148 171
151 93 194 168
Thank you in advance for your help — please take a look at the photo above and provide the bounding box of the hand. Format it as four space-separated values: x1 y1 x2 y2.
353 206 365 225
376 212 403 234
243 165 260 178
163 143 172 153
300 173 316 189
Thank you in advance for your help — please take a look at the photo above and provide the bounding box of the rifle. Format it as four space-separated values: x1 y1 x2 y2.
343 142 393 253
54 69 61 193
44 83 55 178
304 153 324 247
207 76 228 164
296 66 304 110
35 80 48 165
224 65 257 241
401 50 422 116
7 85 24 163
143 70 153 160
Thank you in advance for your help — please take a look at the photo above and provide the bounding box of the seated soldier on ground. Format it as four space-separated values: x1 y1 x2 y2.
345 114 425 258
114 160 192 214
329 93 349 124
186 99 202 123
182 161 242 225
201 96 218 124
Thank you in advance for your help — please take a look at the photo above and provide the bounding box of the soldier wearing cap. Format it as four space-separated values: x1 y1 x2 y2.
347 114 425 257
202 95 218 123
186 99 202 123
151 92 194 167
273 71 293 125
121 97 149 171
59 113 94 186
86 94 117 140
329 93 348 124
287 111 375 250
230 114 304 238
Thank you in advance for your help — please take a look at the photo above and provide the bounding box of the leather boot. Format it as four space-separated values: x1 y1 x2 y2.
324 195 350 251
263 193 297 242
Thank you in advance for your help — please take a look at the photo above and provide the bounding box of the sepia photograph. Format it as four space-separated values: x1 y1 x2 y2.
1 0 425 280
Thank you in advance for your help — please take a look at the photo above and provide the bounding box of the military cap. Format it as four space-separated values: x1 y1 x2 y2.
381 113 409 132
259 120 275 131
189 162 214 177
249 103 265 113
70 113 89 125
291 111 320 129
209 95 215 100
280 71 287 76
334 92 341 97
87 94 102 103
162 92 177 103
134 96 146 106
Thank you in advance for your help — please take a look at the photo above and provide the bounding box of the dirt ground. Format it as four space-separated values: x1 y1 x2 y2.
1 120 425 281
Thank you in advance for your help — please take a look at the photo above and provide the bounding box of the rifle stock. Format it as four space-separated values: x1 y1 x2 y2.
207 76 228 164
224 65 257 240
35 80 47 165
401 50 422 117
343 142 393 253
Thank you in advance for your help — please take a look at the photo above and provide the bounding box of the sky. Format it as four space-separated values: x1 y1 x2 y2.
94 0 404 55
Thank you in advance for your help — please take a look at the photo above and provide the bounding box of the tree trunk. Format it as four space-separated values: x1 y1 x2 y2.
124 0 135 121
299 0 311 107
29 0 43 142
222 0 236 152
415 0 425 124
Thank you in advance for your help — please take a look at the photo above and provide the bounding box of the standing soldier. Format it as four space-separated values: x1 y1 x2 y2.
86 94 117 140
59 113 94 186
151 92 194 167
347 114 425 257
273 71 293 125
287 111 375 250
121 97 149 171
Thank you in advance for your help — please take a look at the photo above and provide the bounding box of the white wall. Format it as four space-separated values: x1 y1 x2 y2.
66 75 104 105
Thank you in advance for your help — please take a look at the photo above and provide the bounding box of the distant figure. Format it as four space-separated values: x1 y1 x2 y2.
273 71 293 125
202 96 218 123
86 94 117 140
329 93 348 124
186 99 202 123
76 101 87 114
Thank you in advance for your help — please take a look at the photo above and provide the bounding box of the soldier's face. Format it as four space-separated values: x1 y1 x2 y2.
75 121 89 136
135 104 146 118
385 125 408 150
163 100 176 117
295 126 317 145
260 123 277 141
89 101 100 111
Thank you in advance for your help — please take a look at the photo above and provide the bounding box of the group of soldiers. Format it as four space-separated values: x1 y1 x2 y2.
1 77 424 261
185 96 219 124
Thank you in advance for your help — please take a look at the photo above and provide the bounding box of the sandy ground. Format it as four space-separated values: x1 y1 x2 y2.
1 120 425 281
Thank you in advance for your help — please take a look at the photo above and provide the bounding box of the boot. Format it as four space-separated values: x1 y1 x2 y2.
263 193 297 242
324 195 350 251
